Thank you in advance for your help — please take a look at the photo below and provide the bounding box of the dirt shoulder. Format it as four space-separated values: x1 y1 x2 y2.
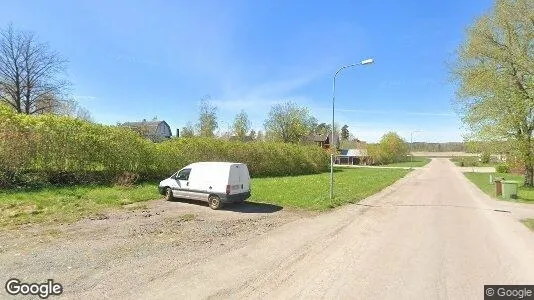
0 198 309 298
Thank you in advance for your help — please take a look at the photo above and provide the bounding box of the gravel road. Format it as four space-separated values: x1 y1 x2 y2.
1 158 534 299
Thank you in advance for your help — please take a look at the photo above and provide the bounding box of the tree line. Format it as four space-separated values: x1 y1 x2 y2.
179 97 358 147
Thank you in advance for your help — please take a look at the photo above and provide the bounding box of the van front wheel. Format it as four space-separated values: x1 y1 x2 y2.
208 195 222 210
164 187 173 201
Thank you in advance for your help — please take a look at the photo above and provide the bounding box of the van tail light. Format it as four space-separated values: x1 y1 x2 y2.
226 185 230 195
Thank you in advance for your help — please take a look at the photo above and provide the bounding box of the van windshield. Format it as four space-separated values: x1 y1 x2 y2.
176 168 191 180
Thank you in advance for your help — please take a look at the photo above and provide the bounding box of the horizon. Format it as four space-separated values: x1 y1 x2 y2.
2 0 493 143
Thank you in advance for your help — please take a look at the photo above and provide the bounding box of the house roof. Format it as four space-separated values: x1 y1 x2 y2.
339 148 368 157
307 133 340 143
121 120 170 136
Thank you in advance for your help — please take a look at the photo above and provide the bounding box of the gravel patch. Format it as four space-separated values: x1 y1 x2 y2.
0 198 306 298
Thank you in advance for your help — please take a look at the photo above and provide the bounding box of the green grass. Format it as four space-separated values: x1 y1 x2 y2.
464 172 534 203
450 156 500 167
522 219 534 231
380 157 431 168
249 168 410 211
0 168 410 227
0 184 158 228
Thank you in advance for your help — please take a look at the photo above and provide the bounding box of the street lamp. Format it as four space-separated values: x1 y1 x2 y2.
410 130 422 169
330 58 374 200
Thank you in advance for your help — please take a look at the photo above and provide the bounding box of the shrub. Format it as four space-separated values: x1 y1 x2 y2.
0 106 329 187
156 138 329 177
116 172 140 186
496 165 510 173
456 157 479 167
366 132 409 165
480 152 491 164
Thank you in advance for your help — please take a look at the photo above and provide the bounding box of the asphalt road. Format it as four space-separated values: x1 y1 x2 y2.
139 158 534 299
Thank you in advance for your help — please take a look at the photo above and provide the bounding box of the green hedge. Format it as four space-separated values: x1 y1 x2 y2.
0 105 329 187
156 138 329 177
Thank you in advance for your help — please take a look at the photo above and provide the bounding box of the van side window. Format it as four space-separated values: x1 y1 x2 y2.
176 168 191 180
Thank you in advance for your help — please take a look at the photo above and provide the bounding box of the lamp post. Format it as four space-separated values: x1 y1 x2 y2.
330 58 374 200
410 130 422 169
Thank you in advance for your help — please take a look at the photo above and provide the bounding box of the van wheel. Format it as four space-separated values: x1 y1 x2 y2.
208 195 222 210
164 187 173 201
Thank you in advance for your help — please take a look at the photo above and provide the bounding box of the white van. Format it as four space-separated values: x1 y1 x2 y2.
158 162 251 209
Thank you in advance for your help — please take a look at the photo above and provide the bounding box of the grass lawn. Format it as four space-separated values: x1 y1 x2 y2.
450 156 499 167
249 168 410 211
522 219 534 231
0 184 158 228
0 168 410 227
381 157 431 168
464 172 534 204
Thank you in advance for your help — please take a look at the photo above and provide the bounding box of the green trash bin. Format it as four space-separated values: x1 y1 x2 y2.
502 180 518 199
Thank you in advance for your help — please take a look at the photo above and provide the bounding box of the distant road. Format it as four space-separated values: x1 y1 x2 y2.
411 151 479 157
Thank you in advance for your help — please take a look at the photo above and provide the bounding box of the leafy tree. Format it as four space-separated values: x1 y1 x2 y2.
341 124 349 140
368 132 409 164
181 122 195 137
197 97 218 137
264 101 316 143
232 110 251 141
454 0 534 186
0 25 71 114
315 122 329 135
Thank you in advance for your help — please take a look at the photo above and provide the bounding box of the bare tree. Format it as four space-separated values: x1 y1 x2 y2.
75 106 93 122
181 122 196 137
0 24 70 114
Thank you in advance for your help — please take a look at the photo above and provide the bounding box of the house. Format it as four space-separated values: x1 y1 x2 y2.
335 148 369 165
307 133 340 149
121 119 172 142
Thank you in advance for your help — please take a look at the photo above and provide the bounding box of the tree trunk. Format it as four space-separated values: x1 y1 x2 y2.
525 165 534 187
520 132 534 187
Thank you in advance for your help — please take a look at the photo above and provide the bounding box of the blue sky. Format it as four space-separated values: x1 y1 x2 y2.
3 0 493 142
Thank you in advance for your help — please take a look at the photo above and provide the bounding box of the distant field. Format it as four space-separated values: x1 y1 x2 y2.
411 152 479 157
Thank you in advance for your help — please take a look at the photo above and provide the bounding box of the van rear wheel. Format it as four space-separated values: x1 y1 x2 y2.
164 187 173 201
208 195 222 210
